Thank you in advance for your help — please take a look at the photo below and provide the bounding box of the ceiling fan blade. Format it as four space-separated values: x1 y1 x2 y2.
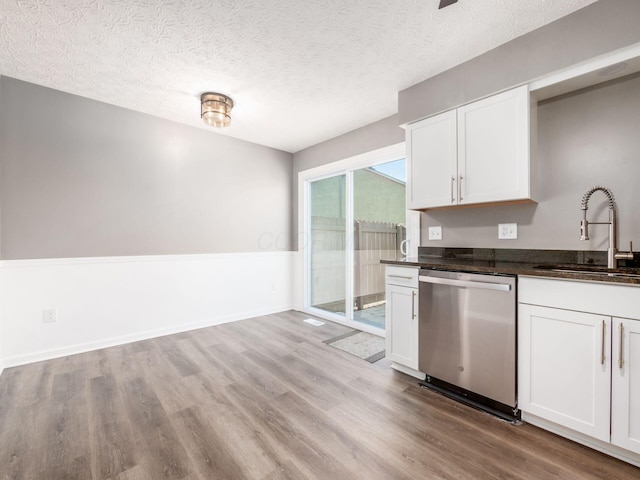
439 0 458 8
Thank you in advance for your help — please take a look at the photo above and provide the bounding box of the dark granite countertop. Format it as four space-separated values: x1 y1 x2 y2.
381 247 640 286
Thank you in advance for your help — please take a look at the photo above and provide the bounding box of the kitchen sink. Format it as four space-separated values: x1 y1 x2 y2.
534 264 640 279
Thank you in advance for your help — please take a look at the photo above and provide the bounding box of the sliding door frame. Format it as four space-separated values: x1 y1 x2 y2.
298 142 419 336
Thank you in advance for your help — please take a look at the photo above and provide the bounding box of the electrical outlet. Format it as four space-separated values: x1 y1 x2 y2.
498 223 518 240
428 226 443 240
43 309 57 323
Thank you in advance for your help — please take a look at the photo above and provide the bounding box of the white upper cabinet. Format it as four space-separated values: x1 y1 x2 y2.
457 86 531 205
407 109 457 209
407 85 534 210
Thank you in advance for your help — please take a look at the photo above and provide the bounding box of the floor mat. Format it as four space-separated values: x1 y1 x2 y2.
323 330 385 363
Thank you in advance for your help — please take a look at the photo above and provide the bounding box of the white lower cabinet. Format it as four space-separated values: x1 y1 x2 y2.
518 304 611 441
385 265 423 379
519 276 640 465
612 318 640 454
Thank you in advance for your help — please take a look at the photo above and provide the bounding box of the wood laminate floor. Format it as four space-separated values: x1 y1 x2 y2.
0 310 638 479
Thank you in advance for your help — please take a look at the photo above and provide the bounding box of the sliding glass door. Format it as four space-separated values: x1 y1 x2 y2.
352 159 406 330
304 153 409 334
309 174 347 317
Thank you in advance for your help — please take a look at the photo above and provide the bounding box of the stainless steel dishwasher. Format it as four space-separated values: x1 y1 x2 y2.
418 269 518 419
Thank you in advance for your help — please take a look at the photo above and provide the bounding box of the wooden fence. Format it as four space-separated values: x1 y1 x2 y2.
310 216 405 312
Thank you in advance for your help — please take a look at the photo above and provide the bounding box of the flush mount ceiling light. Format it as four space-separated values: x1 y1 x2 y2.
200 92 234 127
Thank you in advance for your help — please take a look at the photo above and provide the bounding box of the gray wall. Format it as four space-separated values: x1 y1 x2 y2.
292 114 404 249
293 114 404 172
421 73 640 251
399 0 640 126
0 77 293 259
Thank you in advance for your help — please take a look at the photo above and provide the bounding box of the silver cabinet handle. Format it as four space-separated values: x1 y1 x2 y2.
459 174 463 202
411 290 416 319
619 323 624 369
451 176 456 203
601 320 606 365
388 274 412 280
419 275 511 291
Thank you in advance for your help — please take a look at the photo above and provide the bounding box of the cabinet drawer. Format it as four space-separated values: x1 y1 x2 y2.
519 276 640 319
385 265 419 288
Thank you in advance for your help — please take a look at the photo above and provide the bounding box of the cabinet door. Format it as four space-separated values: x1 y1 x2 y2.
385 284 418 369
518 304 611 442
458 85 530 205
612 318 640 454
406 109 457 209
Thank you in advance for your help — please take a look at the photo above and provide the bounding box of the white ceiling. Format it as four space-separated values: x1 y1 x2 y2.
0 0 597 153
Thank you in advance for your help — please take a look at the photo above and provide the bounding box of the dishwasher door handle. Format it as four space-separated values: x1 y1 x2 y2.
419 275 512 292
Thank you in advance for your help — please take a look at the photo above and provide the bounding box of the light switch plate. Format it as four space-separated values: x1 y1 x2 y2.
428 226 443 240
498 223 518 240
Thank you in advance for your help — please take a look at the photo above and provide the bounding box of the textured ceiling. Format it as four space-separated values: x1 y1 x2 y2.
0 0 597 153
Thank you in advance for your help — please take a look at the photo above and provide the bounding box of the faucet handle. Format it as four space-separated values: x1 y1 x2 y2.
615 241 635 262
614 241 634 262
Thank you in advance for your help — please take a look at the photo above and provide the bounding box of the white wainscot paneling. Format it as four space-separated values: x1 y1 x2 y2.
292 250 304 311
0 252 294 367
0 328 3 376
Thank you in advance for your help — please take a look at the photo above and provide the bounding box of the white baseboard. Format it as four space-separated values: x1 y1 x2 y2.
2 304 290 368
0 251 294 368
390 362 426 380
